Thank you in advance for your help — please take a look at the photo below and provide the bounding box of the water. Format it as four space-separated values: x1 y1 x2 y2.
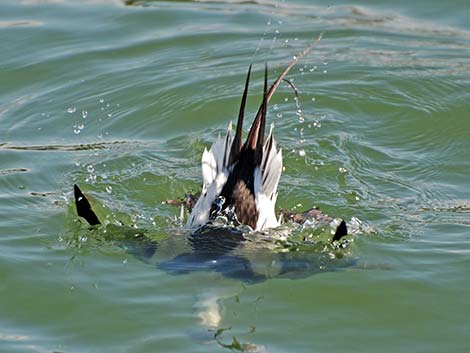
1 0 469 352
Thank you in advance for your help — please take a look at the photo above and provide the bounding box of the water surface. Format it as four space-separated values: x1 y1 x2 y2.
1 0 469 352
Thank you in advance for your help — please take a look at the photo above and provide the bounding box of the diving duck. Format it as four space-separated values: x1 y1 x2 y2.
187 64 282 231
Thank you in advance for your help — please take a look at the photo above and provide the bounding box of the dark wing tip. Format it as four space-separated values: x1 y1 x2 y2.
332 220 348 242
74 184 101 226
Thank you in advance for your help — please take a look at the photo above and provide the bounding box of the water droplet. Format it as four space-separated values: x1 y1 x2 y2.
106 186 112 194
123 259 127 265
323 70 328 74
67 107 76 113
293 55 297 60
311 97 316 101
284 97 289 102
82 110 88 119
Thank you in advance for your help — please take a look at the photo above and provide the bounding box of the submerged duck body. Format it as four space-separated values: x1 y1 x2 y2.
187 65 282 231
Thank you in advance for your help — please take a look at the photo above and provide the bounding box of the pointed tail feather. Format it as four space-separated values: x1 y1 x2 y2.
229 64 251 166
244 63 268 158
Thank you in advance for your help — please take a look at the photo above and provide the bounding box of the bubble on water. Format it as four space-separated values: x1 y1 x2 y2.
323 70 328 74
106 185 112 194
107 113 113 118
73 125 81 134
293 55 297 60
122 259 128 265
82 110 88 119
67 107 76 113
273 104 278 110
299 149 306 157
339 167 348 173
77 124 84 130
75 161 80 167
275 29 279 34
87 165 94 173
284 97 288 102
277 113 282 118
311 97 316 101
99 98 104 103
98 133 103 138
298 116 305 123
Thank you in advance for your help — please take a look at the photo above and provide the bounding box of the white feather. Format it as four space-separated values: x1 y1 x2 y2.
187 122 234 228
254 124 283 231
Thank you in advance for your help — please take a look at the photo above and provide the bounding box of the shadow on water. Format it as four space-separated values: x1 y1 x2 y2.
67 204 357 285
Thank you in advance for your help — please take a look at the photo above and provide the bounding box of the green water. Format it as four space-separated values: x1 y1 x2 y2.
1 0 469 352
